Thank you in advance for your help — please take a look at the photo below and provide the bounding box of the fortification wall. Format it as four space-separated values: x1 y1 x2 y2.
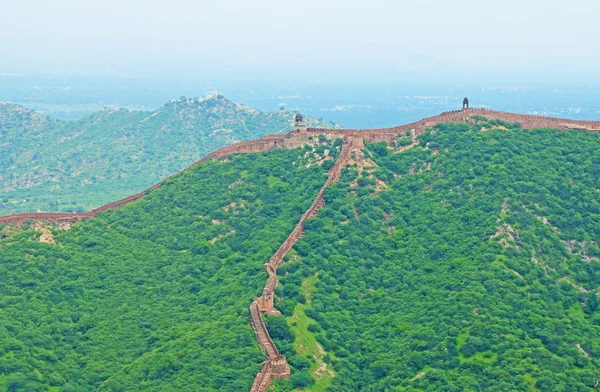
249 356 289 392
248 138 352 392
3 109 598 389
3 109 599 226
250 362 271 392
307 108 600 140
0 134 289 225
469 108 600 131
0 212 95 224
249 301 280 359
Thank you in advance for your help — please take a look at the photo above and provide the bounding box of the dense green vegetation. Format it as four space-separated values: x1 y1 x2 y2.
0 140 340 391
0 96 336 214
3 119 600 391
270 121 600 391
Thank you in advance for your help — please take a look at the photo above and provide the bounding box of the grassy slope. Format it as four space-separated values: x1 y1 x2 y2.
0 96 336 214
286 274 336 392
3 120 600 390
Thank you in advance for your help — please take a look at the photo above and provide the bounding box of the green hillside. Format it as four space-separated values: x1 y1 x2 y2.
0 138 342 391
2 119 600 391
271 121 600 391
0 96 336 214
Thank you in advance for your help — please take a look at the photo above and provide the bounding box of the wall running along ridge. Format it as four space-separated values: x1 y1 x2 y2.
306 107 600 141
1 108 599 226
0 135 291 224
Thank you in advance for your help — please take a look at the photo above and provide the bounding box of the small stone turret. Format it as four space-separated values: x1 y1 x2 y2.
462 97 469 109
294 113 307 138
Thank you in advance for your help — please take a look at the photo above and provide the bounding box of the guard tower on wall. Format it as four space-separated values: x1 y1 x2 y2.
294 113 307 138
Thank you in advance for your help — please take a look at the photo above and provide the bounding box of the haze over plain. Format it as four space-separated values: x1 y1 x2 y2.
1 1 599 128
1 0 599 80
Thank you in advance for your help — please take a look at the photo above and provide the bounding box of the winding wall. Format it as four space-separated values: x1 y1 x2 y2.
308 108 600 140
249 137 353 392
0 134 290 224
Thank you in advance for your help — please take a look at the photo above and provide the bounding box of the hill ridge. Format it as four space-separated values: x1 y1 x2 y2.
1 107 599 226
3 109 600 391
0 95 336 213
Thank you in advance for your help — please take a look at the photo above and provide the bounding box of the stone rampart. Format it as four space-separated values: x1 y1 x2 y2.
0 133 289 225
247 138 352 392
250 362 271 392
249 301 280 359
0 212 95 225
249 356 290 392
2 109 596 388
307 108 600 140
2 109 598 227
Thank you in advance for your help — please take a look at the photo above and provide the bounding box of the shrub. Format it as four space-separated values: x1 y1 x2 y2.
290 370 314 388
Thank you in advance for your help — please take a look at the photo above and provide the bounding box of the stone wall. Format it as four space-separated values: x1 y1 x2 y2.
2 109 598 226
248 138 352 392
0 134 290 225
2 109 599 389
249 301 281 360
307 108 600 140
0 212 95 224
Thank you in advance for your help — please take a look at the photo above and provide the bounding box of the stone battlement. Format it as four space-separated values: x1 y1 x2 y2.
308 108 600 138
0 133 290 225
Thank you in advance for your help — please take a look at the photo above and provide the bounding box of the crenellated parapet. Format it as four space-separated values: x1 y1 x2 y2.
243 109 600 390
5 108 591 388
249 355 291 392
249 300 281 359
0 134 290 225
0 212 95 225
306 108 600 141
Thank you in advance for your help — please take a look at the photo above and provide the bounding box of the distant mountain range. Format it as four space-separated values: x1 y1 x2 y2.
0 95 337 214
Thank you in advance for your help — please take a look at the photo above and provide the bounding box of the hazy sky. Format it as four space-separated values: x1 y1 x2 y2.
1 0 599 80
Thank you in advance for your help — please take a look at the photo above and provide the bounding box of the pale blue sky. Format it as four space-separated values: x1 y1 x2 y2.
1 0 599 79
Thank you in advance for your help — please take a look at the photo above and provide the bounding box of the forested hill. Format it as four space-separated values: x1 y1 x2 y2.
0 138 343 391
0 96 336 214
2 119 600 391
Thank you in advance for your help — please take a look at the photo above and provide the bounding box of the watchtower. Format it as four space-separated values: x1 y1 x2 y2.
294 113 307 138
462 97 469 110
